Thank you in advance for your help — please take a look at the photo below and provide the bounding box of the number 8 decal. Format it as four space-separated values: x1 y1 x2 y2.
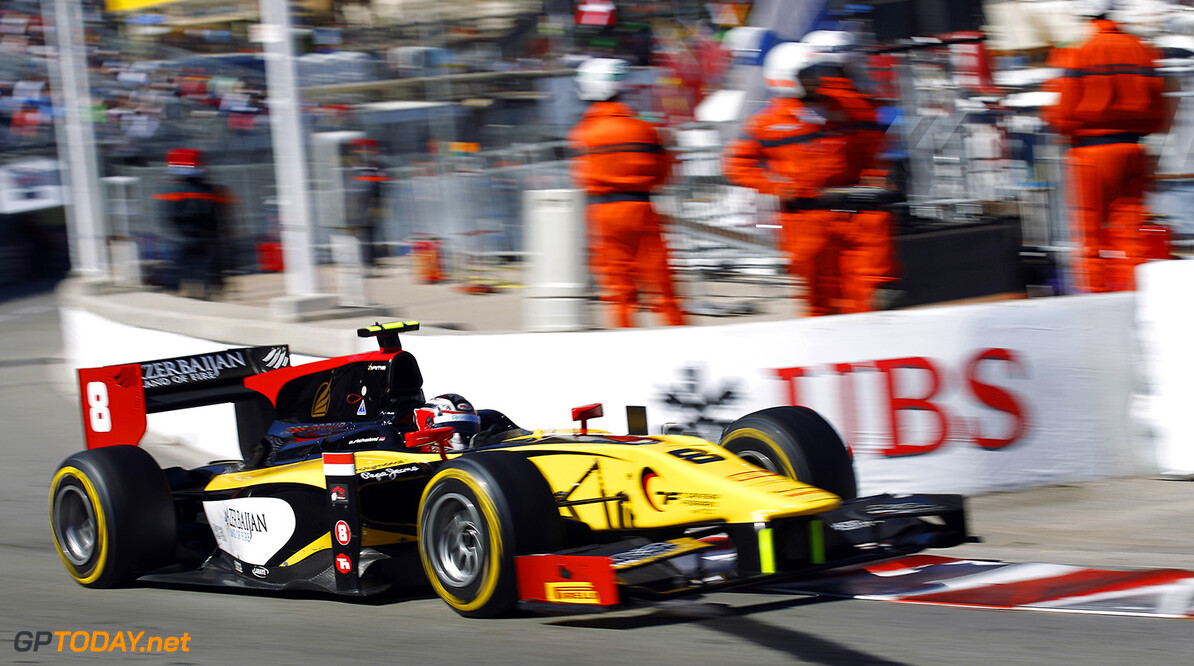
335 520 351 546
86 381 112 433
668 448 725 464
77 363 147 449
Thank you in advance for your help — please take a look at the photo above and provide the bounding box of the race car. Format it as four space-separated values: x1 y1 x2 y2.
50 321 973 617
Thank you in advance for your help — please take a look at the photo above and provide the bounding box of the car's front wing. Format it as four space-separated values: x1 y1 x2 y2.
515 493 975 612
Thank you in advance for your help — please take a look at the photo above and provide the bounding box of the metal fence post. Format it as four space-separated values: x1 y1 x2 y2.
523 189 589 331
101 176 142 288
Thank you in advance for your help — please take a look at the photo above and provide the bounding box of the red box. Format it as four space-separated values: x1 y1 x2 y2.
1141 224 1174 261
515 555 618 607
257 241 283 272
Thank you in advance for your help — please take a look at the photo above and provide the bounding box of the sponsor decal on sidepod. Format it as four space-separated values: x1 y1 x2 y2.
201 497 297 566
359 465 421 481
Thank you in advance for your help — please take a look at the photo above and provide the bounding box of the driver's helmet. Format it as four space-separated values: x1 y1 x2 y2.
420 393 481 451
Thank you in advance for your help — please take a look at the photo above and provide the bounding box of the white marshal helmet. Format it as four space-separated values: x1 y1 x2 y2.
575 57 630 102
762 42 822 98
801 28 872 92
1072 0 1115 17
801 30 856 65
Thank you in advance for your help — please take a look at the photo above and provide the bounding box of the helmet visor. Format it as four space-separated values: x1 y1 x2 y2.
437 410 481 435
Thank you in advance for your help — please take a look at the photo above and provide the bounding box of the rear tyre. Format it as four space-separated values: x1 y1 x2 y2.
417 452 562 617
48 445 176 588
719 406 858 500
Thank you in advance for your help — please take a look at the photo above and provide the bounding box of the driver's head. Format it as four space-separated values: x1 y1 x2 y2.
421 393 481 450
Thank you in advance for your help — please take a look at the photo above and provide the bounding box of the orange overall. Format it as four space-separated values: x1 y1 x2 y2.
1044 19 1166 293
569 101 685 327
817 76 898 310
725 92 890 316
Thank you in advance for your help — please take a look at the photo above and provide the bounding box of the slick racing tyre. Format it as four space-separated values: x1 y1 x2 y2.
49 445 176 588
417 452 563 618
720 406 858 500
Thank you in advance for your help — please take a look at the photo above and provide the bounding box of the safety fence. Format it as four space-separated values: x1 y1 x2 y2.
96 126 1040 299
102 132 783 279
102 97 1194 305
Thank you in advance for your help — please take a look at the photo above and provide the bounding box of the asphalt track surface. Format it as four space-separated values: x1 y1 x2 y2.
2 290 1192 665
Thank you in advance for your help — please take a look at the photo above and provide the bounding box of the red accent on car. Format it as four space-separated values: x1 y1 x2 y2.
571 403 603 435
77 364 148 449
641 468 662 511
516 555 619 606
322 452 356 466
404 427 454 447
404 427 455 460
243 350 394 405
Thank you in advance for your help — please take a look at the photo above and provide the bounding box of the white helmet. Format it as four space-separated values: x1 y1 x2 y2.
419 393 481 451
762 42 821 98
1072 0 1114 17
575 58 629 102
801 30 855 65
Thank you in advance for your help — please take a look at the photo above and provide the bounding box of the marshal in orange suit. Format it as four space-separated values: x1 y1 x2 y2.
725 41 893 316
1044 1 1168 293
569 58 685 328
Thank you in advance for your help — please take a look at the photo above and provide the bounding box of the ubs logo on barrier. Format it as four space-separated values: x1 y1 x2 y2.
773 348 1030 457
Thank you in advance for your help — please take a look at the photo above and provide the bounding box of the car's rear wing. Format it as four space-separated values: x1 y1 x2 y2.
76 346 290 449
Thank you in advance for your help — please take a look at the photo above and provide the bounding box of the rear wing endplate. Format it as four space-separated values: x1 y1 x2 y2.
76 345 289 449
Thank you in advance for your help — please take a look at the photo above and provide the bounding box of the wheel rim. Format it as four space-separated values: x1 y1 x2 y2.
736 448 780 474
424 492 486 589
53 484 97 567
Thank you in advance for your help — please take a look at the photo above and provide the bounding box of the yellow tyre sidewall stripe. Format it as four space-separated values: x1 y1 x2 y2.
418 468 505 613
48 466 109 585
722 428 796 479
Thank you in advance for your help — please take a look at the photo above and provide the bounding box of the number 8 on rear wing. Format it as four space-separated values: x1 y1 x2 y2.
76 346 290 449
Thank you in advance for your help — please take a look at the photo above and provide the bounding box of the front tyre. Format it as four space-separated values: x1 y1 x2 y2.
417 453 562 618
720 406 858 500
48 445 176 588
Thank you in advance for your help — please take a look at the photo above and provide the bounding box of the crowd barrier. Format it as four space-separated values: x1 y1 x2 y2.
59 260 1194 496
94 111 1094 304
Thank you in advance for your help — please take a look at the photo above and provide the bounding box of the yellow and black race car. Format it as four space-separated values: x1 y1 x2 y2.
50 322 973 617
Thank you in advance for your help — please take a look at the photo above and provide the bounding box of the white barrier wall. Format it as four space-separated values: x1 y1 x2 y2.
404 295 1140 496
1137 260 1194 478
62 291 1146 497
